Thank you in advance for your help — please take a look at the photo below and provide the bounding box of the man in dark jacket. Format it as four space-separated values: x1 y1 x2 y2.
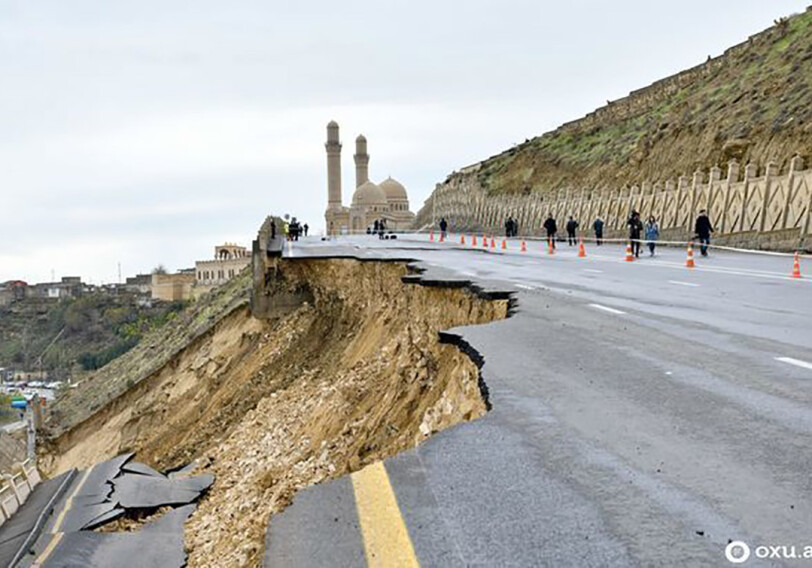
627 211 643 258
694 210 714 256
566 216 579 246
439 217 448 239
543 214 557 250
593 217 604 245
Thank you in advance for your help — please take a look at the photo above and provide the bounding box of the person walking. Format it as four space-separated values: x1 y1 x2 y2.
303 223 309 237
566 216 579 246
378 218 386 239
511 215 519 237
439 217 448 239
283 220 290 241
593 217 604 246
645 216 660 256
627 211 643 258
505 216 513 238
543 214 558 250
694 209 714 257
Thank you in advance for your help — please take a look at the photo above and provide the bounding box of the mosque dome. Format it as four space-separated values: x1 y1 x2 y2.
379 177 408 201
352 180 388 207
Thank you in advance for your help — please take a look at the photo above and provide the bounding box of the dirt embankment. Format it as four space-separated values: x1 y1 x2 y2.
41 258 509 567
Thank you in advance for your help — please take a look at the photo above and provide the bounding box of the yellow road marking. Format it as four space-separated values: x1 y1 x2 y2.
51 465 93 534
351 461 419 568
31 531 63 567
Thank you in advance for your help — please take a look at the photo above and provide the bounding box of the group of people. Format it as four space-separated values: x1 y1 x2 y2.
504 216 520 237
286 218 308 241
448 209 716 257
371 218 388 239
269 218 309 241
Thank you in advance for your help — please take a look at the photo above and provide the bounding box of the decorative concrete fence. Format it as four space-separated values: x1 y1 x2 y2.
430 155 812 251
0 459 41 527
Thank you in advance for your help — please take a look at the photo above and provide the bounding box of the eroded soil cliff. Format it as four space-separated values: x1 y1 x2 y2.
41 259 508 567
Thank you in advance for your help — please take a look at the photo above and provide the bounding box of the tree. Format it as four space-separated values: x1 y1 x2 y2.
152 265 168 275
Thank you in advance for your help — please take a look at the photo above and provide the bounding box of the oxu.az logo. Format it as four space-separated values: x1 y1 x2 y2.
726 540 812 563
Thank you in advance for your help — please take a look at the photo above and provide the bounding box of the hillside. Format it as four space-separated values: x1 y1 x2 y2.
428 8 812 204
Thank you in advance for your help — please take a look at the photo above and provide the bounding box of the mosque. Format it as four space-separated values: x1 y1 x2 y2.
324 121 415 235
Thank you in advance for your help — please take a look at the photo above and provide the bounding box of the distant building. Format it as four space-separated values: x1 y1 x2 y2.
124 274 152 295
0 280 28 306
324 121 415 236
150 271 195 302
30 277 83 300
12 370 49 382
193 243 250 299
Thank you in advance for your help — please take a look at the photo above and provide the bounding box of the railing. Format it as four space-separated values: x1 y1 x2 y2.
0 459 41 528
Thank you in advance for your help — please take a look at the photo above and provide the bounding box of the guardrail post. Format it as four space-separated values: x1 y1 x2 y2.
2 473 22 507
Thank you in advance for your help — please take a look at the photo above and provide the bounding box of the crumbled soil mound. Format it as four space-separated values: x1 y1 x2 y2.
41 259 508 567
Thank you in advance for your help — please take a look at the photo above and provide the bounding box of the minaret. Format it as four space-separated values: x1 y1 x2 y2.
325 121 342 210
354 134 369 188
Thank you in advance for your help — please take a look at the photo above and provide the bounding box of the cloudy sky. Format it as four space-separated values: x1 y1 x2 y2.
1 0 806 284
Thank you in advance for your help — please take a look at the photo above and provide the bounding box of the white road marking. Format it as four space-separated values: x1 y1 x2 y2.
775 357 812 371
584 269 604 274
668 280 700 287
588 303 626 315
514 283 534 290
460 271 476 277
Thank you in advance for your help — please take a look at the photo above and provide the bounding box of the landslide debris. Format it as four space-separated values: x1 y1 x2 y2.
41 258 509 567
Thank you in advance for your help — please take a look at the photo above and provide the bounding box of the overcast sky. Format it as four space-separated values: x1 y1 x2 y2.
1 0 806 284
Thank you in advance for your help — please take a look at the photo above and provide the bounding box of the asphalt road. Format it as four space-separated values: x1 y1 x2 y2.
267 234 812 567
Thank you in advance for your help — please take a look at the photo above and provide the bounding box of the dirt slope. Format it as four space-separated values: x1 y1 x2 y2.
41 259 509 567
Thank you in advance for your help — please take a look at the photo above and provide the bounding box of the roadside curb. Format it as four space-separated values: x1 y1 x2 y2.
10 468 77 568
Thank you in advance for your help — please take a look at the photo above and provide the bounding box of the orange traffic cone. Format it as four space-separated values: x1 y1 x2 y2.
439 232 445 242
501 239 507 250
578 238 586 258
482 236 488 248
460 234 466 245
472 235 477 246
685 243 695 268
490 236 496 249
625 242 635 262
792 252 801 278
520 240 527 253
548 238 555 255
430 230 434 242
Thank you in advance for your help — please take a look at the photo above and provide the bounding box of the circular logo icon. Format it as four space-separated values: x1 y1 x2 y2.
725 541 751 564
